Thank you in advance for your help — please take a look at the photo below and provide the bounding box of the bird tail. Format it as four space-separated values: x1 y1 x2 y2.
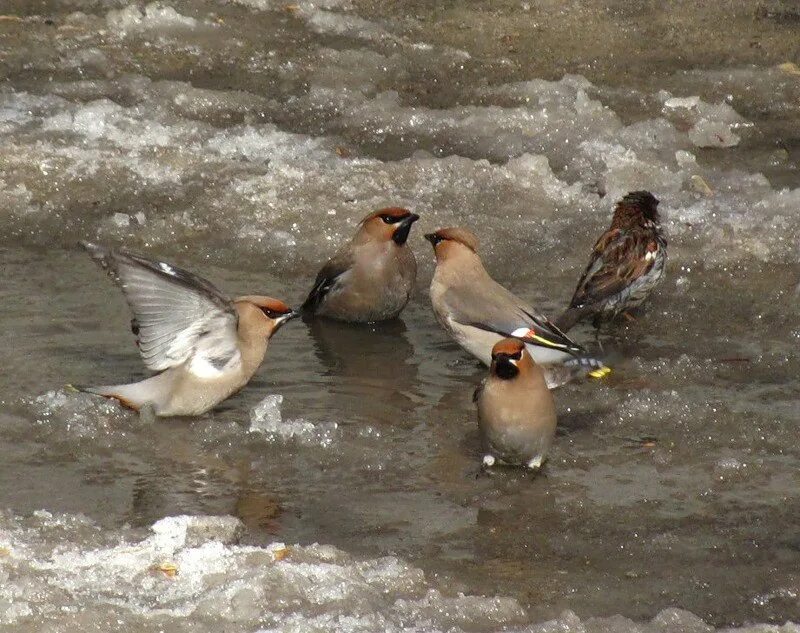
565 355 611 379
66 383 143 411
540 356 611 390
553 305 593 332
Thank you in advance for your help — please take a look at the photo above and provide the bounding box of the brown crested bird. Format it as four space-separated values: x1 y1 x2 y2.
425 227 610 389
474 338 557 470
555 191 666 332
76 243 298 417
302 207 419 322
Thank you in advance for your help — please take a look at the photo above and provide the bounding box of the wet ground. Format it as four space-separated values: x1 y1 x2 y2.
0 1 799 631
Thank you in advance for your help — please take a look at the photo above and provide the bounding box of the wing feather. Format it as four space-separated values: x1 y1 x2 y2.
82 242 240 373
442 277 586 356
302 250 354 314
569 229 659 309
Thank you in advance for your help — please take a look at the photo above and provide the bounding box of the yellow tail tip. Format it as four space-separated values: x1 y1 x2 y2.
589 367 612 379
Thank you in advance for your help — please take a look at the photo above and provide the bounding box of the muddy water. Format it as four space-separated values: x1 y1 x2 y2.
0 0 799 630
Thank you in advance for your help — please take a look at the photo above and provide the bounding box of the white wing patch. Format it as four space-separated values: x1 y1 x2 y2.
511 327 535 338
188 349 242 379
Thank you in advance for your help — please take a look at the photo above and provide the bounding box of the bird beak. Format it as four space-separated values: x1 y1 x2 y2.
274 309 300 327
392 213 420 245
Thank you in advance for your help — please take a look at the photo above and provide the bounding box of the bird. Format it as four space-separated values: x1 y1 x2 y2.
425 227 609 389
302 207 420 322
474 337 557 470
555 191 666 332
75 242 299 417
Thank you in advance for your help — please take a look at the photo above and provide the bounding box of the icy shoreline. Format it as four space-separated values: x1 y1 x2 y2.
0 510 797 632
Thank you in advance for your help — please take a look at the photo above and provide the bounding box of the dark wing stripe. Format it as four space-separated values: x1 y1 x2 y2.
464 320 585 356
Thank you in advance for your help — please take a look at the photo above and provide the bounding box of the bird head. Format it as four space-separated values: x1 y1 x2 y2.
237 296 299 336
490 337 531 380
424 227 479 261
612 191 661 228
358 207 420 246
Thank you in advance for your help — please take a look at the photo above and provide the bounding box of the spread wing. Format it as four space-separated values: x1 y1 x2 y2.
569 228 661 309
82 242 240 373
443 277 585 357
301 249 354 314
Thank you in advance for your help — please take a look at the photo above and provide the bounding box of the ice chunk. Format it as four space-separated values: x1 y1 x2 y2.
689 119 740 148
31 389 133 442
112 212 131 227
662 94 748 148
106 3 199 36
250 394 284 431
250 395 339 446
151 515 243 549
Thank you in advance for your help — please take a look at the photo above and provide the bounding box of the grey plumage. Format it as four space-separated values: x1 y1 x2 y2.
425 228 610 388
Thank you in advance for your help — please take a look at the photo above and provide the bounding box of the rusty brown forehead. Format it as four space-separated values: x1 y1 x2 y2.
492 337 525 356
259 298 292 313
432 227 479 252
362 207 412 222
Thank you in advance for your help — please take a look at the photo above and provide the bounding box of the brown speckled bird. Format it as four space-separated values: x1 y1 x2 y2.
555 191 666 331
302 207 419 322
474 338 557 470
76 243 298 417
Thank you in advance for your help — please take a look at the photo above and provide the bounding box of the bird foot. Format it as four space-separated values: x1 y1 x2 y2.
526 455 544 470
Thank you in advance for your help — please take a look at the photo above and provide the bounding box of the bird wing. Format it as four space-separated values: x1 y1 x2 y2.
82 242 240 374
569 228 661 309
301 249 354 314
442 277 586 356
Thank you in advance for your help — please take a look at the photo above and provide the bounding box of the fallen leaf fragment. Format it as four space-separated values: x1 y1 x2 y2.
690 174 714 196
777 62 800 77
152 561 179 577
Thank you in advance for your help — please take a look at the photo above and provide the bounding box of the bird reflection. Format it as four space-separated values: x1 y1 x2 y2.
305 318 419 425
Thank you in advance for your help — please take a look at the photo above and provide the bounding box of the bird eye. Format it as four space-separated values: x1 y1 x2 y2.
509 350 523 361
260 306 287 319
380 214 396 224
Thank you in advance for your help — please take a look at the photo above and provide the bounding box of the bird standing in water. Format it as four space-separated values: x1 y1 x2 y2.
425 227 609 389
555 191 666 332
474 338 557 470
77 242 298 417
302 207 419 322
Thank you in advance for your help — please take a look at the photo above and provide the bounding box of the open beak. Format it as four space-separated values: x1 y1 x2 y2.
392 213 420 246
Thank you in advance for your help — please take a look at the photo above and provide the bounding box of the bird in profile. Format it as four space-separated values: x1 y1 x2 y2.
75 242 298 417
425 227 610 389
555 191 666 332
474 338 557 470
302 207 419 322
